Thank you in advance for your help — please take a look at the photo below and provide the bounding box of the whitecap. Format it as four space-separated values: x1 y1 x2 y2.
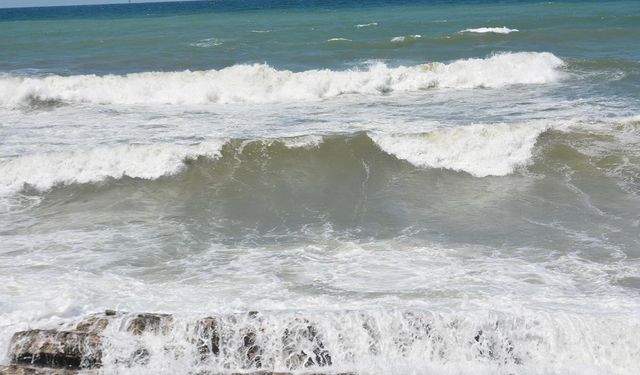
370 123 549 177
390 34 421 43
189 37 223 48
460 27 519 34
0 140 226 195
0 52 565 107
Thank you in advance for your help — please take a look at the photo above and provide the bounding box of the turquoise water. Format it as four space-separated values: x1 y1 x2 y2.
1 1 640 374
2 1 640 73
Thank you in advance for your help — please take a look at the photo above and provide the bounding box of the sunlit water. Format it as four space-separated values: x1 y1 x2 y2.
1 1 639 373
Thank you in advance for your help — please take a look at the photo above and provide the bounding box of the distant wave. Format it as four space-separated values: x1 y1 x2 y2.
0 52 565 107
327 37 352 42
189 37 223 48
250 30 271 33
390 34 421 43
460 27 519 34
355 22 378 28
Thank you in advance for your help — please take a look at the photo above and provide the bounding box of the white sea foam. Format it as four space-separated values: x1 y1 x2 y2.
371 123 549 177
4 309 634 375
390 34 421 43
279 135 324 149
355 22 378 28
0 136 330 195
461 27 519 34
0 52 565 107
189 37 223 48
327 37 352 42
0 141 225 195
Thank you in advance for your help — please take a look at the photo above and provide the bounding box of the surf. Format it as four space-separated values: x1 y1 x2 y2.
0 52 565 108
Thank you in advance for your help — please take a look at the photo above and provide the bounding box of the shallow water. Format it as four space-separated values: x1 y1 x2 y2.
1 0 639 373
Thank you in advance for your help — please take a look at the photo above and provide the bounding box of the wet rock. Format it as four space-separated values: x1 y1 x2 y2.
391 311 446 360
226 311 265 369
4 311 346 373
360 314 381 355
193 317 220 360
125 313 172 335
10 330 102 369
126 347 151 366
75 316 110 334
195 372 353 375
75 310 127 333
0 364 88 375
242 329 263 368
1 366 352 375
473 327 521 365
224 373 353 375
282 320 331 369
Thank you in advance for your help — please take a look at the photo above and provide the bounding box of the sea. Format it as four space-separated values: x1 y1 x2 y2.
0 0 639 374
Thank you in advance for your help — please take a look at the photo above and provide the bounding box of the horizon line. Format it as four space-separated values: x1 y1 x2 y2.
0 0 199 10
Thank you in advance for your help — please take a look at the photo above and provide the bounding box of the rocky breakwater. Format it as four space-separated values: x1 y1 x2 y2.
0 310 347 375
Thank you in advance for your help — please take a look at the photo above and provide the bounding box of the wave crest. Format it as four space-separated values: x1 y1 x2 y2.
461 27 519 34
0 141 225 195
4 120 638 197
371 123 548 177
0 124 551 196
390 34 422 43
0 52 564 107
354 22 378 28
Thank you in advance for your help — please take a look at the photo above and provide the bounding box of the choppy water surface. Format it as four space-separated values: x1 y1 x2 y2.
1 1 639 374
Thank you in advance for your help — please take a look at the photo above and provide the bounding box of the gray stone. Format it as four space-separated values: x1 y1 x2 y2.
125 313 173 335
282 319 331 369
193 317 220 360
0 364 90 375
9 330 102 369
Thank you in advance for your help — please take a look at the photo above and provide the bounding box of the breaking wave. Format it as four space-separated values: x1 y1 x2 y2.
10 118 640 199
0 52 565 107
0 123 552 196
461 27 519 34
8 119 636 197
7 309 639 375
0 141 226 196
371 123 548 177
390 34 422 43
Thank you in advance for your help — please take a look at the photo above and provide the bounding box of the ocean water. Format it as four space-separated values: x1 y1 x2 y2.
1 0 640 373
